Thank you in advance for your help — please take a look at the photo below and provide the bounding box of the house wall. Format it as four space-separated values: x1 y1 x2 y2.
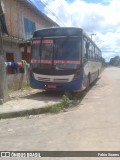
2 40 23 90
1 0 58 90
3 41 21 62
1 0 56 39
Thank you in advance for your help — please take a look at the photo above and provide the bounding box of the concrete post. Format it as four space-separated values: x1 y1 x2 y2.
0 25 8 104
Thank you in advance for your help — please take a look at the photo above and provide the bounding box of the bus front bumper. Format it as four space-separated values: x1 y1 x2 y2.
30 73 83 92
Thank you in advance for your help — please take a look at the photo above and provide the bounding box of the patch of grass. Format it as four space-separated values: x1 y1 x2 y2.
8 83 31 94
48 93 77 113
73 90 87 100
8 89 14 94
49 103 64 113
21 83 31 91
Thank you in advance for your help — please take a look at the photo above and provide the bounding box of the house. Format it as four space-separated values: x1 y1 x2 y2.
0 0 59 89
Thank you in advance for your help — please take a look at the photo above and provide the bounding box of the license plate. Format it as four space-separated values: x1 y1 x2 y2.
48 85 56 89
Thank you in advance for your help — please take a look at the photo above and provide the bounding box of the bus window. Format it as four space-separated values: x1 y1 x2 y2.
31 40 40 68
89 42 94 60
54 38 81 70
83 38 89 59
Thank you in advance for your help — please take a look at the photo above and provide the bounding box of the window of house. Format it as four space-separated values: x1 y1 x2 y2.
24 17 36 39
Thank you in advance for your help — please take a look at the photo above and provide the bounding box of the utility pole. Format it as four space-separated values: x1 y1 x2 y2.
90 33 96 40
0 23 8 104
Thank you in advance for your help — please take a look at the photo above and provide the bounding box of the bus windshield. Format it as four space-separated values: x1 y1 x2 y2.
31 38 81 70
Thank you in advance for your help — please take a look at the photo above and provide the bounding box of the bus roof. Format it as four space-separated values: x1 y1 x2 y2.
33 27 83 37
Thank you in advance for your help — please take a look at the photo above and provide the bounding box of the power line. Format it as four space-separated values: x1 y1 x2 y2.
29 0 66 26
40 0 66 26
42 0 64 13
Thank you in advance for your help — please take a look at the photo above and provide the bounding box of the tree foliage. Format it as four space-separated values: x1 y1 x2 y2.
109 56 120 66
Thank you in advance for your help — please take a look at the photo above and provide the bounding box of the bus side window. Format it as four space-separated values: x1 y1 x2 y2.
89 43 94 61
83 39 87 59
85 41 89 59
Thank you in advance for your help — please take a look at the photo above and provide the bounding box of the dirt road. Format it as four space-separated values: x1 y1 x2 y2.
0 67 120 159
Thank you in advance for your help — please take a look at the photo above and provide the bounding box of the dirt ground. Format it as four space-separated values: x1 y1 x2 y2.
0 67 120 160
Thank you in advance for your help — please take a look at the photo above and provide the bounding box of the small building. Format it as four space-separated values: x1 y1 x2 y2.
0 0 58 89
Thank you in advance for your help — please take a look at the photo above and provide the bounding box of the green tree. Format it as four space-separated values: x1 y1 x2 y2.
109 56 120 66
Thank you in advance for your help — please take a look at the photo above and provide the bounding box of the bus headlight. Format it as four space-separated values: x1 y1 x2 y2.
73 70 80 80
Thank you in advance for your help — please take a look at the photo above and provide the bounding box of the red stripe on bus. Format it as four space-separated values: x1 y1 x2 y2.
40 60 52 64
31 60 80 64
32 40 41 44
31 60 39 63
31 59 52 64
33 39 53 44
54 60 80 64
42 40 53 44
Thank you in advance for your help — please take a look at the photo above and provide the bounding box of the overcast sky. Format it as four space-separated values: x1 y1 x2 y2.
31 0 120 61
